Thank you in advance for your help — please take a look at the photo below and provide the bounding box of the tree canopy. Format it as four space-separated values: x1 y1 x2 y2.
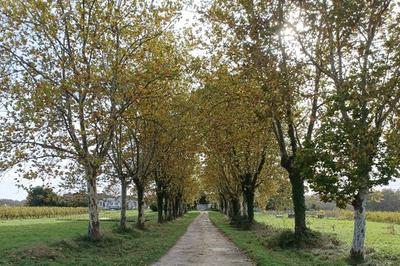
0 0 399 263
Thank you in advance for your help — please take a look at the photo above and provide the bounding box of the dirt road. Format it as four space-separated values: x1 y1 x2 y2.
152 212 254 266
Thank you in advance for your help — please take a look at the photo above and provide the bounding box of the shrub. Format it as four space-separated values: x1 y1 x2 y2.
149 203 158 212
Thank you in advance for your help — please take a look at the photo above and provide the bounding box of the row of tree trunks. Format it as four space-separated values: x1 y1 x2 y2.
216 161 306 238
155 190 187 224
221 196 241 220
218 190 256 225
118 175 190 230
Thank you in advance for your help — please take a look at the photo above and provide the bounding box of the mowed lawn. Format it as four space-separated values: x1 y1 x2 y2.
255 213 400 256
0 210 142 253
210 211 400 266
0 210 199 265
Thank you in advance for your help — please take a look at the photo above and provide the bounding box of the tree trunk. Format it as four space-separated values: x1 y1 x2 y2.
350 189 368 262
289 171 307 241
240 198 245 217
171 198 175 220
179 194 184 216
120 178 127 230
163 194 168 221
87 176 101 240
230 197 240 219
244 190 255 223
173 197 178 219
156 190 164 224
136 183 145 229
223 197 228 215
219 197 224 213
167 198 173 221
177 196 182 217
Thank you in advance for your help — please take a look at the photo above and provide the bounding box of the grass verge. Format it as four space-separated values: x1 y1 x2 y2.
255 213 400 257
210 211 400 266
0 211 199 265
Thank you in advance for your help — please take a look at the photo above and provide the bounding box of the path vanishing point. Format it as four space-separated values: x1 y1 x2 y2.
153 212 254 266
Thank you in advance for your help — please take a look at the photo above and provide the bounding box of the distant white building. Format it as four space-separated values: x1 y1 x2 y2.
197 203 212 211
98 197 138 210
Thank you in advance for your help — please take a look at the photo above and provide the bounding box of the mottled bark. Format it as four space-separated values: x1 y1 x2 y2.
350 189 368 262
87 176 101 240
120 178 127 230
136 184 145 229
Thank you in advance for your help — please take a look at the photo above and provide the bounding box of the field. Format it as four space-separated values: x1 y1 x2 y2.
314 209 400 224
0 206 87 219
210 211 400 266
0 209 199 265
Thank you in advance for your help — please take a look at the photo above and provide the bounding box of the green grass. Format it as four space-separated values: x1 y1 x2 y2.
0 210 199 265
210 211 400 266
255 213 400 256
0 210 140 253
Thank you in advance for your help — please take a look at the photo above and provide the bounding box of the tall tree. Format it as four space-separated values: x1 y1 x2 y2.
26 186 59 206
152 96 200 223
202 0 324 240
0 0 181 239
300 0 400 261
107 31 189 228
107 122 131 230
195 66 278 224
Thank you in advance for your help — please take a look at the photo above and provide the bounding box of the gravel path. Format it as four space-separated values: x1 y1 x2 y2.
152 212 254 266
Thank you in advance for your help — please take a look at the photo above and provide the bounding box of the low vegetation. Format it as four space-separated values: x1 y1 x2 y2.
256 212 400 258
268 209 400 225
0 210 199 265
211 211 400 265
0 206 87 219
317 210 400 225
210 211 347 266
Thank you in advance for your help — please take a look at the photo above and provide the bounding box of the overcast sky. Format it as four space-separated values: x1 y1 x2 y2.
0 175 28 200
